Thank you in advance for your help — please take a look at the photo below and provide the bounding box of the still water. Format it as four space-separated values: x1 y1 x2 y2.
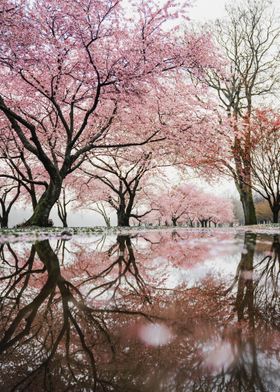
0 230 279 391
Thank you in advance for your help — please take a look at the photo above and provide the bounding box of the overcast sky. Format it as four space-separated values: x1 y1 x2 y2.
188 0 227 21
188 0 280 22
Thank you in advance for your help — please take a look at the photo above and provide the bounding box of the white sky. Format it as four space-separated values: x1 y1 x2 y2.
188 0 227 21
188 0 280 22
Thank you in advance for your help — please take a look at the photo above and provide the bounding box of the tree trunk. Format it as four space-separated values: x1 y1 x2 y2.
117 211 130 227
172 217 177 226
23 180 62 226
0 213 8 228
62 218 68 228
57 206 68 228
200 219 207 227
272 208 279 224
31 194 38 211
240 188 257 226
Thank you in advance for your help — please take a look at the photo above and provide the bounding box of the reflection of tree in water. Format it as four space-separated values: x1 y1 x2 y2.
213 232 280 392
254 235 280 327
83 235 152 303
0 233 279 391
0 239 159 391
230 233 280 327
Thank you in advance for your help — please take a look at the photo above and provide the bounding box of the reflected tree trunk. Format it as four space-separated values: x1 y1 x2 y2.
234 233 256 325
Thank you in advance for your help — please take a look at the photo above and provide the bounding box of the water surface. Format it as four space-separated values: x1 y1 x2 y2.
0 230 279 391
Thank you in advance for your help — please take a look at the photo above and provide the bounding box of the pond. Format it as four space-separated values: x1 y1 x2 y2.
0 229 279 391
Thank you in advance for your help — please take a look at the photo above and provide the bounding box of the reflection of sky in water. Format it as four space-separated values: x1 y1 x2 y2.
149 237 244 288
172 253 240 287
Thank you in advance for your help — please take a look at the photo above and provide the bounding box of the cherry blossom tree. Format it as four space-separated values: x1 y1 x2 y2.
56 186 77 228
0 0 217 226
88 201 112 228
0 124 49 211
146 184 234 227
0 179 20 227
73 73 226 228
79 148 165 226
75 180 114 227
147 184 200 226
198 195 234 227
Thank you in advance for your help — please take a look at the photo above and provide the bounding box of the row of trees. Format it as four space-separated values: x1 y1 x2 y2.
0 0 280 227
143 184 234 227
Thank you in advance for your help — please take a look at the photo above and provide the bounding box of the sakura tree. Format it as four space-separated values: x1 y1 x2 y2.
78 148 160 226
145 183 234 227
75 71 226 228
56 185 77 228
0 0 217 226
197 195 234 227
0 178 20 228
77 189 113 227
0 125 48 212
148 184 201 226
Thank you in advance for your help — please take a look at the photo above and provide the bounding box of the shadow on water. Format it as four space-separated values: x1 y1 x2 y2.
0 232 279 391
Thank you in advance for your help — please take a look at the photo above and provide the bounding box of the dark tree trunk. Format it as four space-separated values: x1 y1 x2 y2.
233 137 257 226
57 188 69 228
0 213 8 228
61 218 68 228
116 192 130 227
117 211 130 227
200 220 207 227
57 207 68 228
172 217 178 226
23 180 62 226
30 191 38 211
240 188 257 226
272 208 279 224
